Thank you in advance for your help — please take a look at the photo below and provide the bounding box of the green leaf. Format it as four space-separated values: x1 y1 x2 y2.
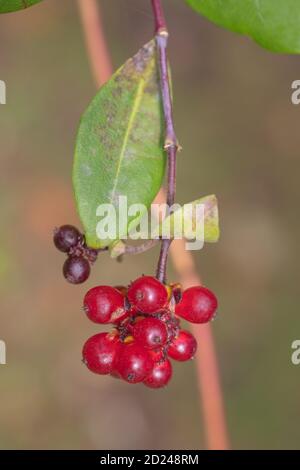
0 0 42 13
186 0 300 53
158 195 219 243
73 40 166 249
109 195 219 257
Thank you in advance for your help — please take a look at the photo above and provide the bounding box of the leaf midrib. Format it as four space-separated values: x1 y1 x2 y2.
109 65 152 205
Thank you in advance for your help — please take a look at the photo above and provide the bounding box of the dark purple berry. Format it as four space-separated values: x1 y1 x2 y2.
54 225 82 253
63 256 90 284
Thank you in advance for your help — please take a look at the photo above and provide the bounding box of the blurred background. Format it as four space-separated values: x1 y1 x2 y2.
0 0 299 450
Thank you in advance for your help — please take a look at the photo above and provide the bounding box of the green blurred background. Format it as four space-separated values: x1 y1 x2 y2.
0 0 299 450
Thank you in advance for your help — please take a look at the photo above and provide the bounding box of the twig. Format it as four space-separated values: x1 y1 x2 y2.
151 0 178 284
124 239 159 255
77 0 230 450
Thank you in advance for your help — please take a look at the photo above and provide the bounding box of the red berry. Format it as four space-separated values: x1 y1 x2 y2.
111 286 130 324
132 317 168 349
149 348 166 363
63 256 90 284
144 359 172 389
54 225 82 253
84 286 125 324
127 276 168 314
114 343 153 384
168 330 197 361
82 333 119 375
175 286 218 323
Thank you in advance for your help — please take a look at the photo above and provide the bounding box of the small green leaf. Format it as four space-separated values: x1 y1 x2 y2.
109 240 126 259
186 0 300 53
0 0 42 13
158 195 219 243
109 196 219 255
73 40 166 249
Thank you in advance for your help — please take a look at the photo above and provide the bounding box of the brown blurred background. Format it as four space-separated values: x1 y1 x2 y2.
0 0 299 450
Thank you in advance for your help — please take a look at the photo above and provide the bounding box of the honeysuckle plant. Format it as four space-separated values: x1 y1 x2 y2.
3 0 299 387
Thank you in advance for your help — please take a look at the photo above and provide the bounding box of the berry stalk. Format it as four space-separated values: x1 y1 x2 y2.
151 0 178 284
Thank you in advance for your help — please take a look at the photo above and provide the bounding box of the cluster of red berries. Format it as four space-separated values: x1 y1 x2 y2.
53 225 99 284
82 275 218 388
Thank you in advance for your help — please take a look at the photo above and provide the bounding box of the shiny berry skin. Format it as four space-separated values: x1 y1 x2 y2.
175 286 218 324
149 348 166 363
84 286 125 324
54 225 82 253
63 256 90 284
168 330 197 361
127 276 168 314
144 359 172 389
132 317 168 349
114 343 153 384
82 333 119 375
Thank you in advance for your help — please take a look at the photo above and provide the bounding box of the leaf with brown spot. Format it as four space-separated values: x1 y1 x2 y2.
73 40 166 248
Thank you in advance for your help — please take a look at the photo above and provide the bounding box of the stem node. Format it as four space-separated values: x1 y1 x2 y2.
157 28 169 37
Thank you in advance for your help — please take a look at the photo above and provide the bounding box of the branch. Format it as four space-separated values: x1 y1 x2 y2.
124 239 159 255
151 0 167 34
151 0 178 284
77 0 229 450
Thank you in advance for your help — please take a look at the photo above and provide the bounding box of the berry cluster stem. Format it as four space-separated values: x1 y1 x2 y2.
151 0 179 284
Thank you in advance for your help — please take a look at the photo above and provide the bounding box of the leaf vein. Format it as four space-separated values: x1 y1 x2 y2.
109 77 146 204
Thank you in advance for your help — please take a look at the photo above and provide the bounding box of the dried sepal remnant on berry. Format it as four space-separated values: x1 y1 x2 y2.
82 275 218 388
53 225 100 284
